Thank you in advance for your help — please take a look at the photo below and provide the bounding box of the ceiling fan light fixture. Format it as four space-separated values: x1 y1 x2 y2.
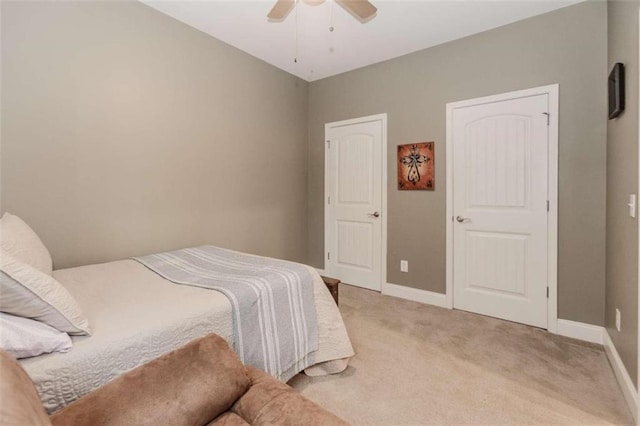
267 0 377 23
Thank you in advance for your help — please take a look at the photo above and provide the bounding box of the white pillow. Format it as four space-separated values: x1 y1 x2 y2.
0 312 72 359
0 252 91 335
0 213 53 276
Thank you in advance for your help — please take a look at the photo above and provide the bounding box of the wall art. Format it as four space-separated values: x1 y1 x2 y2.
397 142 434 190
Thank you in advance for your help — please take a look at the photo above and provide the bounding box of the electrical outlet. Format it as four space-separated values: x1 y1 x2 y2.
400 260 408 273
615 308 621 332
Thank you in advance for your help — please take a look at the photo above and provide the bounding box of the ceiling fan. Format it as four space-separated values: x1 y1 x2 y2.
267 0 377 23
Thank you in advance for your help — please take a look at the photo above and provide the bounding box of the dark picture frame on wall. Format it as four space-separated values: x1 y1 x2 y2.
608 62 625 119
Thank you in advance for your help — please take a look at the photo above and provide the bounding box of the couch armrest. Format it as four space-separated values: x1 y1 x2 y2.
231 367 347 426
0 351 51 426
51 334 250 426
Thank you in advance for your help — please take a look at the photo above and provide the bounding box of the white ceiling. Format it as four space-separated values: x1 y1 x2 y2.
142 0 583 82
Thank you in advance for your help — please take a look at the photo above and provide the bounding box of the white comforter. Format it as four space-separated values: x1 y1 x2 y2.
20 259 353 413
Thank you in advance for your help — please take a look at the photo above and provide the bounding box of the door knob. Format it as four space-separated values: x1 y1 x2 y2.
456 216 470 223
368 212 380 218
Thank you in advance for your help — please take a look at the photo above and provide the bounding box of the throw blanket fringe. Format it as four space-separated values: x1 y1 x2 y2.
133 246 318 380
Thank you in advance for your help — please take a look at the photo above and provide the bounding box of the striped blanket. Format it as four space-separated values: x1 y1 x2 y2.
133 246 318 380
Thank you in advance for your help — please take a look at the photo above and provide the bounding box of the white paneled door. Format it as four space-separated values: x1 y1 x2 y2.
325 115 386 291
450 93 550 328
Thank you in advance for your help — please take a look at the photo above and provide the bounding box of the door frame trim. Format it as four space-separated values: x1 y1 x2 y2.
445 84 559 332
324 113 388 291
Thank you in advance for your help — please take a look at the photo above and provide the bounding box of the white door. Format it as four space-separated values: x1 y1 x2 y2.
451 93 550 328
325 115 385 291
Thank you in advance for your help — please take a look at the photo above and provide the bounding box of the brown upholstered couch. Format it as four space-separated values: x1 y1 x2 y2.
0 333 348 426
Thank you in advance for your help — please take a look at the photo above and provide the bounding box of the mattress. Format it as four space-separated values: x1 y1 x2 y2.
20 259 353 413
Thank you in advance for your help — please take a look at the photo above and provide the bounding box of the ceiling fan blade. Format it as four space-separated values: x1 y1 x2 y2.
335 0 377 22
267 0 296 21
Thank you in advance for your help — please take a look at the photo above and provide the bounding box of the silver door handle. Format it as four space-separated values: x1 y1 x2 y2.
456 216 470 223
368 212 380 218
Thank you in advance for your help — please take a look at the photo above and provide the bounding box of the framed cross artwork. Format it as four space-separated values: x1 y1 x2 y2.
397 142 434 190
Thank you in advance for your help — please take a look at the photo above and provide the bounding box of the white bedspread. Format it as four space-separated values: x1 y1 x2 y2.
20 259 353 413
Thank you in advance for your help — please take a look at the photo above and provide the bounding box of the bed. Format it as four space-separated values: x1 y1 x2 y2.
21 260 353 413
17 254 354 414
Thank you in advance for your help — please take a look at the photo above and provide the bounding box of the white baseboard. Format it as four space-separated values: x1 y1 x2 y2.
555 319 604 345
603 330 638 422
382 282 449 308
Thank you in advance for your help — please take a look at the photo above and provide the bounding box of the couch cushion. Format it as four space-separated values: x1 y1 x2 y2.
51 334 250 426
208 412 249 426
0 351 51 426
232 367 348 426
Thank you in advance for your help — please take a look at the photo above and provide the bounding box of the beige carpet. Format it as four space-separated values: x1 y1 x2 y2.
290 285 633 425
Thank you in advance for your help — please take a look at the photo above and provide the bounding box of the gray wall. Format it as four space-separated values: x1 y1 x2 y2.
1 1 309 269
1 1 615 332
606 0 639 387
308 1 608 325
